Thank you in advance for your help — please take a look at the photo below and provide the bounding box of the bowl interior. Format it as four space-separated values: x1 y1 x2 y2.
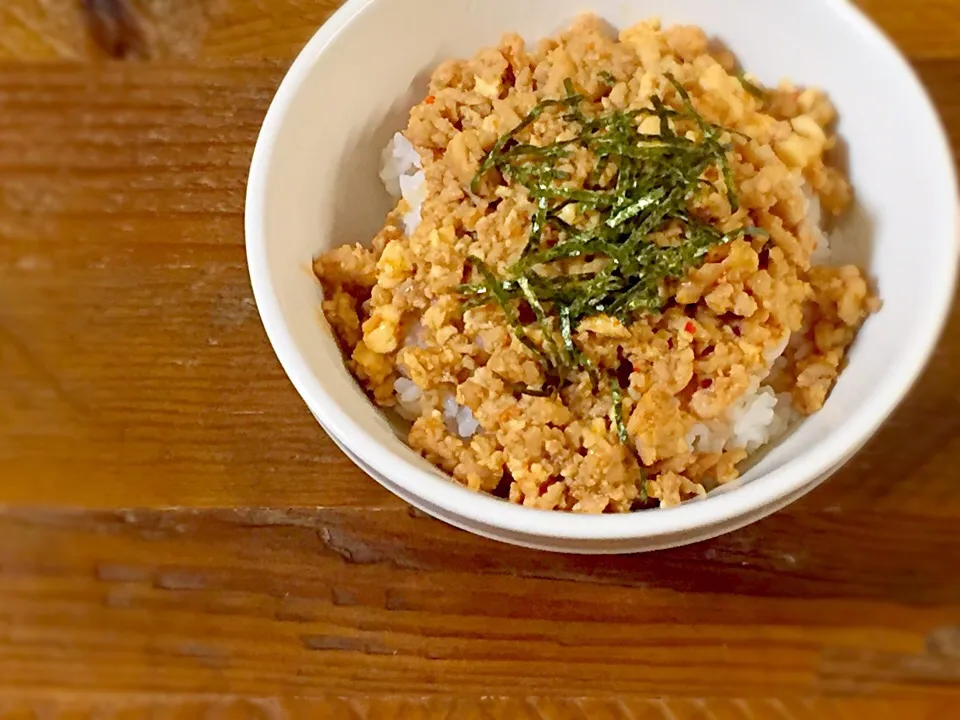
247 0 957 537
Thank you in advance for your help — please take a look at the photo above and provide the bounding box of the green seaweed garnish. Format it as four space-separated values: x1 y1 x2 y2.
608 374 628 444
635 471 649 505
459 75 761 445
598 70 617 86
737 70 766 100
468 256 551 367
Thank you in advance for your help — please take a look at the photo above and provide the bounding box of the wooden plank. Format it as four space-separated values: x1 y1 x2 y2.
0 38 956 511
2 1 959 61
854 0 960 59
0 508 959 698
0 63 392 508
0 0 238 61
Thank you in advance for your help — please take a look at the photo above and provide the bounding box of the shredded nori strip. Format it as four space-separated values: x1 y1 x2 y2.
737 70 767 100
608 373 629 444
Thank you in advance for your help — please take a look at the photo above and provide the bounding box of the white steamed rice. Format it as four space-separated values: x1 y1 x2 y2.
805 185 832 264
382 134 482 438
380 132 427 236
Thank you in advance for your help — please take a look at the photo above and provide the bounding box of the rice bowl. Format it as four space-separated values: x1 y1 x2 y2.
245 0 958 552
314 16 877 513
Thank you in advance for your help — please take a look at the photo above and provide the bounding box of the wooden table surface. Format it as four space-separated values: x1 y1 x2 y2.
1 0 959 717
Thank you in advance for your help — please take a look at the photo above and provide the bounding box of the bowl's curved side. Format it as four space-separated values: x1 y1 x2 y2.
321 413 861 553
246 0 959 546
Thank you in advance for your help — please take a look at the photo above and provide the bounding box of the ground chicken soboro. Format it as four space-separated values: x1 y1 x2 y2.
313 16 878 513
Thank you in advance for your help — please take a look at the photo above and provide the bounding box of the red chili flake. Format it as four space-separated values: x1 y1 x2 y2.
517 300 536 325
684 321 696 334
425 95 436 105
700 378 713 389
616 356 633 389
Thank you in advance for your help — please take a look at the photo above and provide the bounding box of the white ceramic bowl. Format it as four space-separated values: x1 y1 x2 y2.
246 0 958 553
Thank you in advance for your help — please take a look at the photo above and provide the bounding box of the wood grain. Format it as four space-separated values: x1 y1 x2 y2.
0 63 391 508
0 0 958 715
2 695 958 719
1 507 959 698
2 1 957 61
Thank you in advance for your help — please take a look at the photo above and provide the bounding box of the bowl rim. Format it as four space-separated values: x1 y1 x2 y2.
246 0 959 542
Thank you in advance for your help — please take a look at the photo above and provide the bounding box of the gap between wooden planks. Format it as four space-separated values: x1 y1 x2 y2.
0 694 959 719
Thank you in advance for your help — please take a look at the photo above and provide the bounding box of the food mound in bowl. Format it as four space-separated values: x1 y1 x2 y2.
314 15 878 513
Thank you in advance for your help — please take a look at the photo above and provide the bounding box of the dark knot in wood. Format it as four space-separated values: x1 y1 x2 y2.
81 0 146 59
